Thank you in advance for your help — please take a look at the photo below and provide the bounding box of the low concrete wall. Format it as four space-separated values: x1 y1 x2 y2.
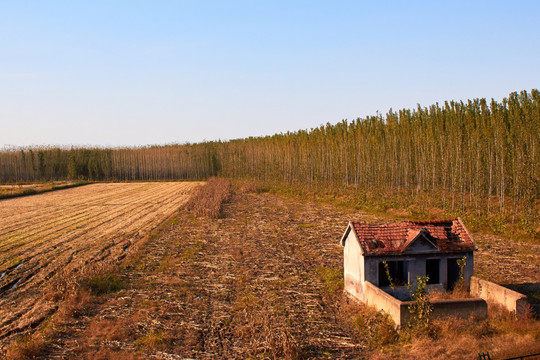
363 281 487 327
431 298 487 319
470 276 529 317
363 281 404 325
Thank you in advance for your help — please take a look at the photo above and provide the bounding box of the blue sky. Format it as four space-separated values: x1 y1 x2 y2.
1 1 539 147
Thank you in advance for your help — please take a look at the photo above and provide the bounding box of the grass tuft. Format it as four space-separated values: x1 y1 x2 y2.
5 334 48 360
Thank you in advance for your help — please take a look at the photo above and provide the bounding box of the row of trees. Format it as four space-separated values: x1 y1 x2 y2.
1 89 538 220
0 145 220 182
218 90 539 217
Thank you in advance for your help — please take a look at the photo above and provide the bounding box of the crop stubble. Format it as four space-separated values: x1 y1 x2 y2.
0 182 201 341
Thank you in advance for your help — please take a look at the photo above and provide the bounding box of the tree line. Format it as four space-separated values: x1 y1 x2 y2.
0 145 220 183
1 89 538 222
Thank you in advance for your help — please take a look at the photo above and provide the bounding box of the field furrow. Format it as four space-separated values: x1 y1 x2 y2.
0 182 201 342
0 182 188 259
0 183 138 224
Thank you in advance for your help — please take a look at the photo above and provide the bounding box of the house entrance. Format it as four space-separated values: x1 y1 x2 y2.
426 259 440 284
447 258 461 290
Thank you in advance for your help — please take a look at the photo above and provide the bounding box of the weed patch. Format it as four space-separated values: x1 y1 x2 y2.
315 266 343 295
136 330 168 350
84 274 124 295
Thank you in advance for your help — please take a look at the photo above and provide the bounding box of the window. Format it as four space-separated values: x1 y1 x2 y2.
378 260 406 287
426 259 440 284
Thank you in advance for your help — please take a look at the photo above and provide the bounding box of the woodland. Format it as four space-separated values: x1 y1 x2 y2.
1 89 539 234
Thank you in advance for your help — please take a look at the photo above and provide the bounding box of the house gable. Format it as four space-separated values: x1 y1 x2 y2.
403 230 439 254
339 223 353 247
340 222 365 255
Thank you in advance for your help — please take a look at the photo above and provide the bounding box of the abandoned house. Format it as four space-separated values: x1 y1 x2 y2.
340 218 530 326
340 218 477 302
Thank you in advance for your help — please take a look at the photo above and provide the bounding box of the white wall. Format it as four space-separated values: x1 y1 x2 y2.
343 231 365 301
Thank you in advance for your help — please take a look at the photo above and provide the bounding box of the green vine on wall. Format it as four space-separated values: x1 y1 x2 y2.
407 275 433 331
382 261 396 291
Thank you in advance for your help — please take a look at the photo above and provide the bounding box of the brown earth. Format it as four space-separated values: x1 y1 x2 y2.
27 187 540 359
0 182 202 345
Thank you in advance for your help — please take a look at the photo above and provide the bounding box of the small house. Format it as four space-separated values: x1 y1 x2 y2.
340 218 477 302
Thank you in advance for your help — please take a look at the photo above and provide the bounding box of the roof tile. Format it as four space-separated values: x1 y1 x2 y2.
348 218 476 255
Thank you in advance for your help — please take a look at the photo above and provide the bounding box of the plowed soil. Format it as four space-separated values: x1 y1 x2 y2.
0 182 201 344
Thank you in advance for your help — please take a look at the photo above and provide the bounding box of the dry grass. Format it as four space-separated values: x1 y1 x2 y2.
428 287 471 301
185 177 231 218
4 334 48 360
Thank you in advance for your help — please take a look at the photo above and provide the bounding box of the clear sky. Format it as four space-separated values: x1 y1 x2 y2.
1 1 539 148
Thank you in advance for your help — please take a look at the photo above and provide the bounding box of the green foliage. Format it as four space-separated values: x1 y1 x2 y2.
382 260 396 291
489 216 507 235
315 266 343 294
520 217 539 238
457 256 467 283
453 255 468 293
181 241 204 260
407 275 433 331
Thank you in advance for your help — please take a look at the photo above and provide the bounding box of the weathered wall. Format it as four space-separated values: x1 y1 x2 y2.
364 256 380 285
362 281 488 327
431 298 487 319
343 231 365 301
470 276 529 317
363 251 474 290
363 281 404 325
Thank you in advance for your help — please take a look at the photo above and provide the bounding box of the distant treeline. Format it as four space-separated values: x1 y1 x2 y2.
1 89 538 219
0 145 220 182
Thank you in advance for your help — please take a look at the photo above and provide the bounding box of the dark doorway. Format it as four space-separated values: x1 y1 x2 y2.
447 258 460 290
426 259 440 284
379 261 406 287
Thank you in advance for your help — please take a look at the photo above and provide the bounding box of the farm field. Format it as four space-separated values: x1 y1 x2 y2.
27 185 540 359
0 182 202 345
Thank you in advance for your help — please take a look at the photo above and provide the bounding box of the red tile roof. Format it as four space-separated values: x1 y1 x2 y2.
342 218 476 255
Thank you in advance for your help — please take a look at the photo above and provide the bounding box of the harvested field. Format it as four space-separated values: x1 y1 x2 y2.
0 182 201 344
34 187 539 359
